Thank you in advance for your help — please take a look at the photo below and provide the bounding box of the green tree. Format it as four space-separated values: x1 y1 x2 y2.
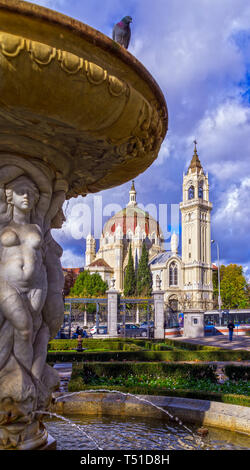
246 283 250 306
123 244 136 296
136 242 152 297
213 264 249 309
69 270 108 298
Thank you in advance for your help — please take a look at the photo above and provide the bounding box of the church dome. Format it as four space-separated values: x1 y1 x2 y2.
102 181 163 241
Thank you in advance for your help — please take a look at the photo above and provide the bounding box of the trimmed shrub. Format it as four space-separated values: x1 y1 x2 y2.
48 339 173 352
48 339 78 351
224 365 250 381
47 349 250 363
164 338 221 351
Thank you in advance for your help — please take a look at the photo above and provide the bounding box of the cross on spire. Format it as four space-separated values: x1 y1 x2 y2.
188 140 203 173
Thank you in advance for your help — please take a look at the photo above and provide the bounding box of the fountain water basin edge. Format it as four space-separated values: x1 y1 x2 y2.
50 390 250 436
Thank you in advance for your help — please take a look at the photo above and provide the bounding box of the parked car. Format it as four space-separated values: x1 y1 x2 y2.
119 323 152 338
90 325 108 335
140 321 154 328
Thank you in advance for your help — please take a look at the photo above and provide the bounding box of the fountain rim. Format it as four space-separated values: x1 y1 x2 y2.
51 390 250 435
0 0 168 133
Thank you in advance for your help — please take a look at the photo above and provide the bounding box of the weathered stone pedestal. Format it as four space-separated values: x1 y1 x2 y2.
107 286 119 337
183 310 205 338
153 280 165 339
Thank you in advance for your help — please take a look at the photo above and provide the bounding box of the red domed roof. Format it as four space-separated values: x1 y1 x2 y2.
103 205 161 237
102 181 163 238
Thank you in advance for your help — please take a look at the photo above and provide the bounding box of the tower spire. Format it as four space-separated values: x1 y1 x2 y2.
127 180 137 206
188 140 203 173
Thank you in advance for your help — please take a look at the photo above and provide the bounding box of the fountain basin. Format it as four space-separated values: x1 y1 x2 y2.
51 392 250 435
0 0 168 198
44 414 250 450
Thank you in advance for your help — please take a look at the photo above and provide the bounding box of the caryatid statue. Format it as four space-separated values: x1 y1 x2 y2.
0 156 67 449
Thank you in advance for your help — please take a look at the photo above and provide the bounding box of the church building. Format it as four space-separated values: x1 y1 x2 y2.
85 143 213 311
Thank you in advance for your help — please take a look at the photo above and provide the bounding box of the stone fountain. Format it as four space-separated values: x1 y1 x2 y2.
0 0 168 449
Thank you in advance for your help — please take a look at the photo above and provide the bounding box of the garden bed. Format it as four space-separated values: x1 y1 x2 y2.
67 362 250 407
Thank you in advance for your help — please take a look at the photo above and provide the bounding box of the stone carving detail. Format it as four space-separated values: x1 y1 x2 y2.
0 32 25 57
0 156 67 449
0 31 127 97
0 30 166 199
27 40 56 65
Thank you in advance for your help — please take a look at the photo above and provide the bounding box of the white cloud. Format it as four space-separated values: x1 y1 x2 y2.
190 100 250 182
212 176 250 267
213 177 250 228
154 139 171 166
243 265 250 283
61 248 84 269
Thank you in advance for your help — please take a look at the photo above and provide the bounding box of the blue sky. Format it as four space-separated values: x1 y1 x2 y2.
31 0 250 278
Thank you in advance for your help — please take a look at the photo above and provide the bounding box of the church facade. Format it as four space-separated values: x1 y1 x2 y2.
85 144 214 311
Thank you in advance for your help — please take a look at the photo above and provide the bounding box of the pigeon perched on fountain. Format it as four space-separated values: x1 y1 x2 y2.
112 16 132 49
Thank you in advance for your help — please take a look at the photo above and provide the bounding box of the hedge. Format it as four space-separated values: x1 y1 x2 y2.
164 338 221 351
48 339 173 352
224 365 250 381
47 349 250 363
72 362 217 382
48 338 222 352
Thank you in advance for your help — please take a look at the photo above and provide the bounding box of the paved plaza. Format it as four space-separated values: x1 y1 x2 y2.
173 334 250 351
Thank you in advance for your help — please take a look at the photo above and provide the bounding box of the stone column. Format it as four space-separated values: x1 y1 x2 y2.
183 309 205 338
107 279 118 337
84 308 87 327
153 275 165 339
136 304 140 324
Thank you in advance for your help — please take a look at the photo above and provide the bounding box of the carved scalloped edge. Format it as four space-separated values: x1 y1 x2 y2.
0 31 164 138
0 31 128 97
0 30 165 198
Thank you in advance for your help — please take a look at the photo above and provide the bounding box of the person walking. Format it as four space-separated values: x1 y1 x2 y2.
227 320 235 341
76 325 81 335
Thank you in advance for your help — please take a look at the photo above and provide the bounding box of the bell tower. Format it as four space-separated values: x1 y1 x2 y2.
85 233 96 266
180 141 213 309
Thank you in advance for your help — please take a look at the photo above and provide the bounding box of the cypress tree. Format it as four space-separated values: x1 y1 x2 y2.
136 242 152 297
123 244 136 296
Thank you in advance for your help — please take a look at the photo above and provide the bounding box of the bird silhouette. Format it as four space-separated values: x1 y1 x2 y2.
112 16 132 49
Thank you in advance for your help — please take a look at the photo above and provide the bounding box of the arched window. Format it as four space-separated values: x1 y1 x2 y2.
169 262 178 286
169 296 178 312
198 183 203 199
151 232 156 244
188 185 194 199
126 229 133 241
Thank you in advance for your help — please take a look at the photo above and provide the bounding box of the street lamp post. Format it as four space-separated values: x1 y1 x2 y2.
212 239 222 324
